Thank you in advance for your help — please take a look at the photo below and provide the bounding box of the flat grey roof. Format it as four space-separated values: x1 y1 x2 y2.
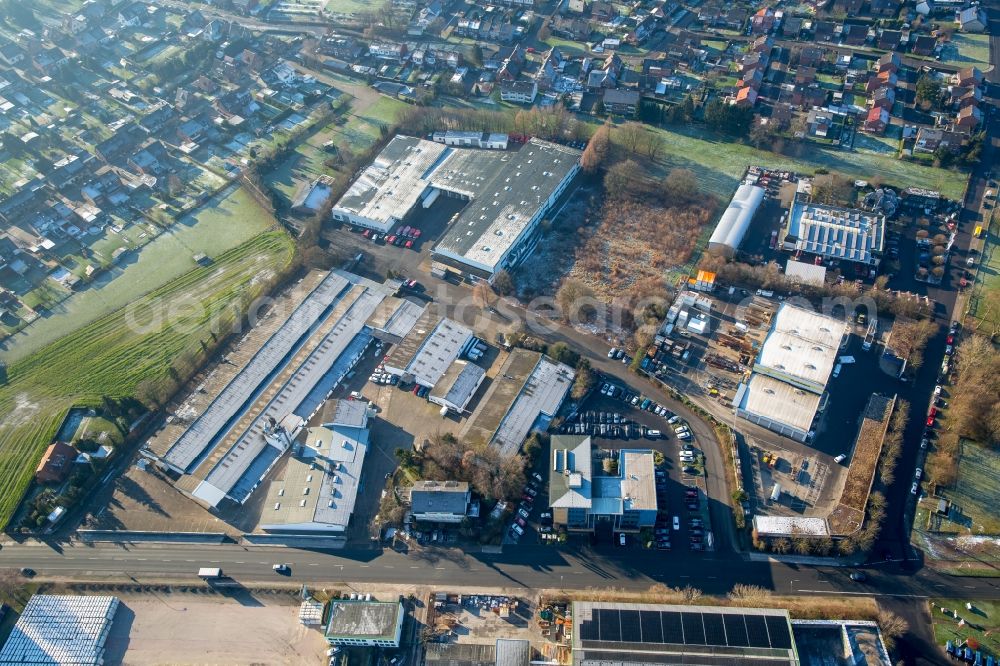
491 355 574 458
260 408 370 530
429 359 486 411
325 600 401 641
549 435 593 511
410 480 470 515
408 318 473 387
322 398 368 428
432 139 580 272
737 373 822 434
163 272 350 472
332 135 447 227
383 308 440 375
366 296 425 341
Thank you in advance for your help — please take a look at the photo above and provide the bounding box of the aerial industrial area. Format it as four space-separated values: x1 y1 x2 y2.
0 0 996 663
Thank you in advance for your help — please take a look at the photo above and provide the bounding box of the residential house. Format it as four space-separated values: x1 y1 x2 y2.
741 51 768 74
914 127 965 153
877 51 901 73
956 104 981 130
176 117 208 145
0 43 25 66
813 21 836 42
841 24 869 46
915 0 932 15
629 14 659 44
733 86 758 107
127 141 171 177
192 75 219 94
551 16 591 41
772 102 793 126
31 46 68 75
369 42 407 61
47 151 93 191
200 19 227 42
957 86 982 109
750 7 775 34
536 48 565 90
602 88 640 116
741 68 764 90
35 442 77 484
782 16 804 38
94 125 142 162
799 47 826 68
877 29 902 50
870 0 903 17
806 109 833 137
320 36 363 61
867 71 897 92
499 79 537 104
839 0 864 14
409 481 471 523
958 7 987 32
911 34 937 56
138 104 176 134
955 66 983 88
181 9 207 36
791 85 827 108
117 1 146 27
591 1 616 21
864 106 889 133
871 86 896 109
795 66 817 85
0 178 47 223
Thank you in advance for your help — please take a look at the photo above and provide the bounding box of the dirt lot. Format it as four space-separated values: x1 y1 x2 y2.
103 593 328 665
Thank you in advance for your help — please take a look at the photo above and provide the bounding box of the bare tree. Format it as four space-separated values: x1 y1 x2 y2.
876 608 909 651
728 583 773 607
616 121 645 155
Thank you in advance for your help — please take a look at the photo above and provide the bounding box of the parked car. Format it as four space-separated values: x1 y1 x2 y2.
672 516 680 530
849 571 866 582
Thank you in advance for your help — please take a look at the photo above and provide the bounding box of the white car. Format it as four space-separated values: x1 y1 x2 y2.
934 385 942 396
510 524 524 536
834 454 846 464
608 347 617 358
914 468 922 480
667 415 681 425
911 482 919 495
647 429 662 438
672 516 680 530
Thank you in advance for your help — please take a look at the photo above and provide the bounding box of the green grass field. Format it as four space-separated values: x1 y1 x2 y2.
322 0 381 14
930 599 1000 657
629 124 969 200
1 187 277 364
940 34 992 70
939 440 1000 534
0 231 296 529
265 96 407 201
968 195 998 329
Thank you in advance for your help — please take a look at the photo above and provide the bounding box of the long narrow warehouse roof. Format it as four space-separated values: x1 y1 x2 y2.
707 183 765 252
163 272 350 471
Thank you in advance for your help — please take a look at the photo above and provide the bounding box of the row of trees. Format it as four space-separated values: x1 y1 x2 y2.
948 335 1000 447
406 432 529 505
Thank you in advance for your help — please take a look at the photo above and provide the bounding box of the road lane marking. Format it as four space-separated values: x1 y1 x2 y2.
797 589 928 598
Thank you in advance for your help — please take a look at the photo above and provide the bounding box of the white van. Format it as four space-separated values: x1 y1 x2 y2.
832 363 842 378
770 484 782 502
647 429 662 438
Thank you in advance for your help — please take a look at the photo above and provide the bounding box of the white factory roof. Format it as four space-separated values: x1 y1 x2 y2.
737 373 822 434
0 595 119 666
755 304 846 392
784 259 827 286
332 135 447 227
786 197 886 265
708 183 766 251
753 515 829 537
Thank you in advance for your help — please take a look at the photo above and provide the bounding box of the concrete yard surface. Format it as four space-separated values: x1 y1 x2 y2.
103 594 329 665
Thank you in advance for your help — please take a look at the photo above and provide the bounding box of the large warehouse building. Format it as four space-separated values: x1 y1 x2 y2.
734 304 848 442
783 194 886 271
331 134 581 282
151 271 424 510
707 182 766 257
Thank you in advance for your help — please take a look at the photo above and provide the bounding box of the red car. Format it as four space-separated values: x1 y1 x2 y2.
362 229 371 238
411 229 421 238
386 234 396 244
926 415 935 427
515 517 526 527
405 240 413 249
946 335 954 344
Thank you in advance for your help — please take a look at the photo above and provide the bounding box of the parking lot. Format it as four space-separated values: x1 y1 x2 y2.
505 376 716 553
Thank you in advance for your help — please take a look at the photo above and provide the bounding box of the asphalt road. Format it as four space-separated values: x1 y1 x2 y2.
3 539 1000 602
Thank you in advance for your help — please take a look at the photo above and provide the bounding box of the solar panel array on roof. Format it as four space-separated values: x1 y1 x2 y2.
0 595 119 666
577 607 793 651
